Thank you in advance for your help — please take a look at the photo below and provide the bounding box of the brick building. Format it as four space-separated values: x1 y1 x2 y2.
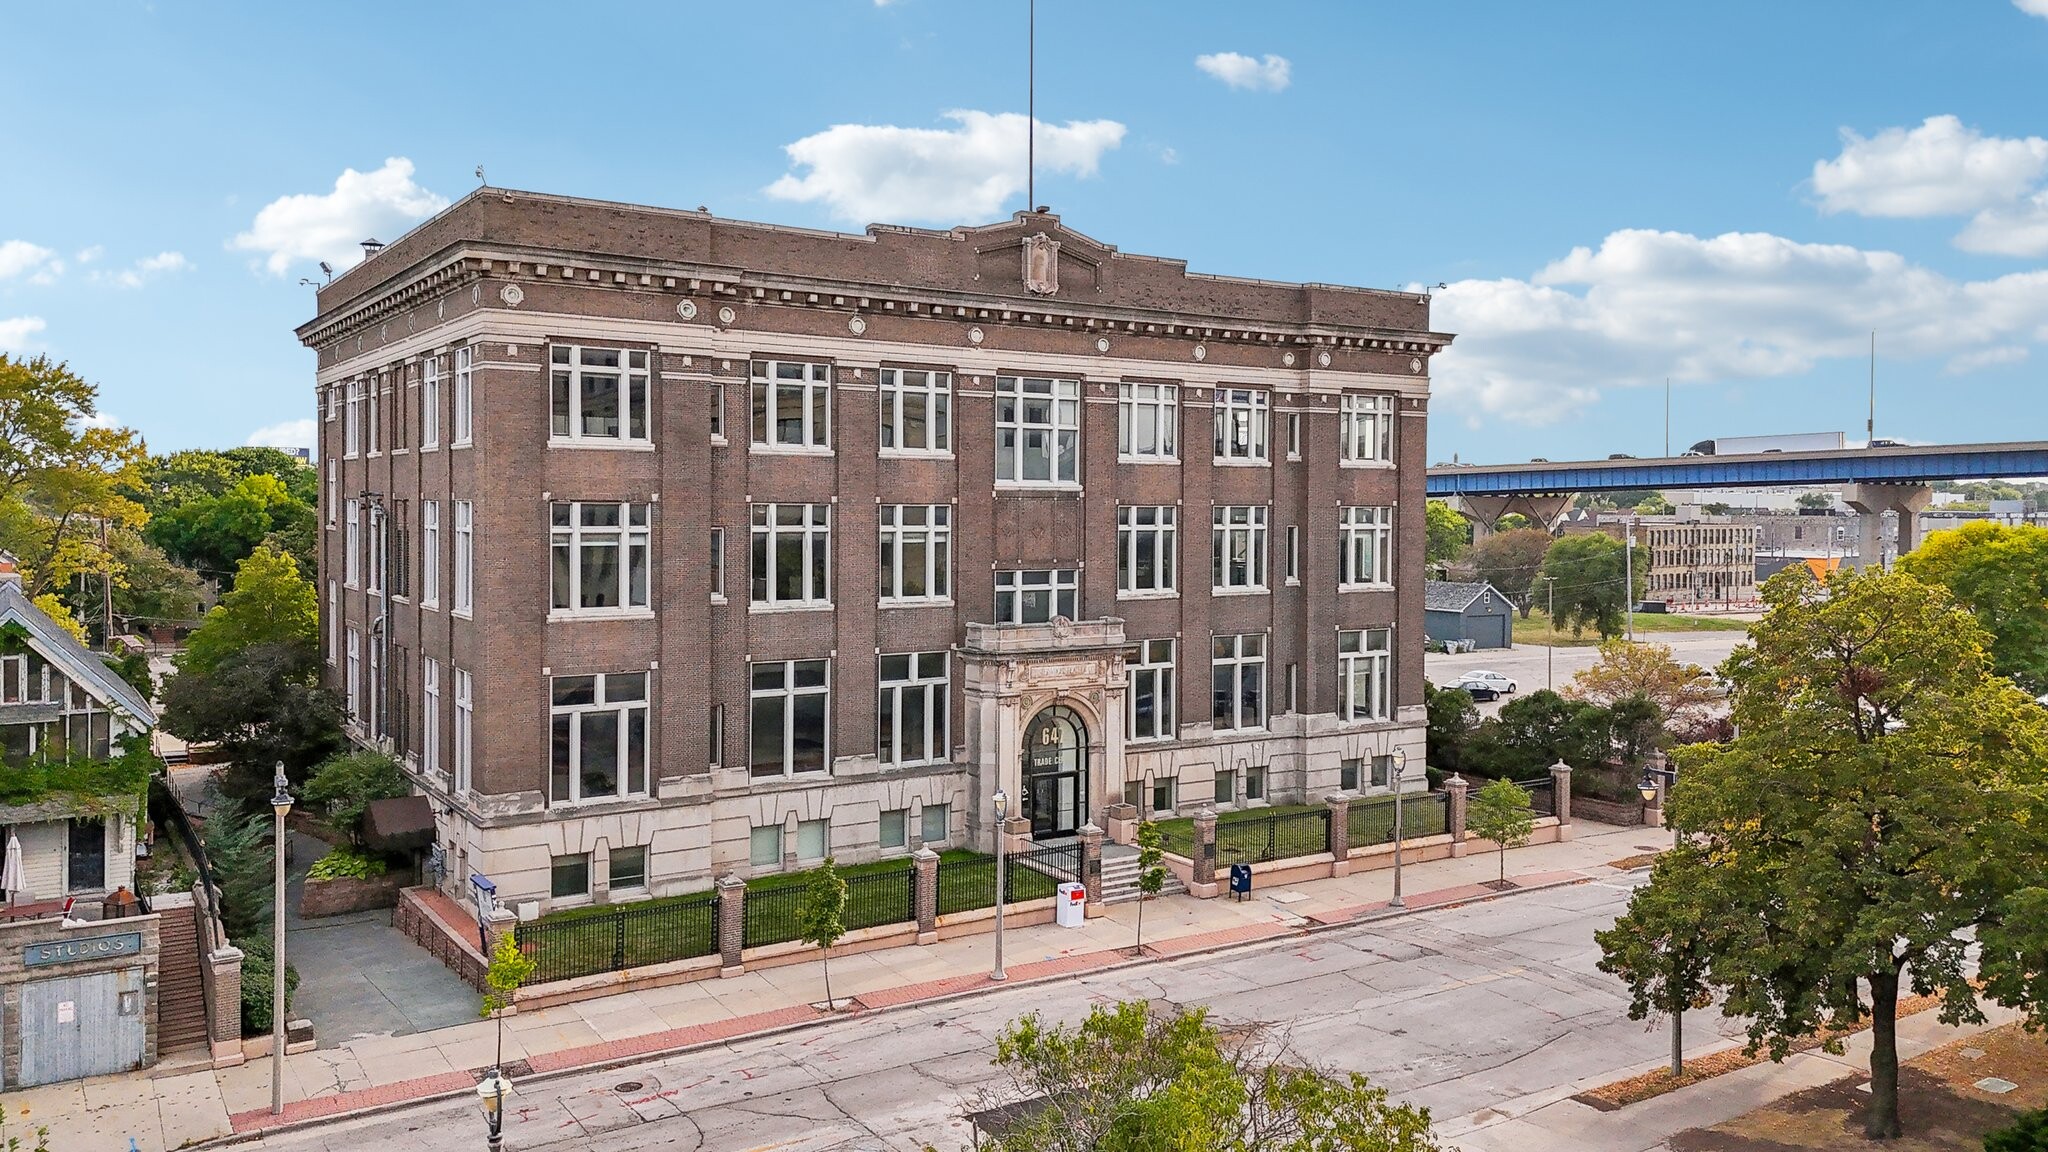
300 190 1448 911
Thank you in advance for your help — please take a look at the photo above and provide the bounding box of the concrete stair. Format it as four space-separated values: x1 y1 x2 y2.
1097 854 1187 905
154 899 211 1054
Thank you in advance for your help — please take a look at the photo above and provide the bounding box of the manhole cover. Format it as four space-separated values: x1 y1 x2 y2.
615 1081 646 1093
1975 1077 2018 1095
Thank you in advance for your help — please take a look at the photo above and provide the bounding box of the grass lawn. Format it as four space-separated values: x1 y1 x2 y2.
1149 795 1443 861
1510 607 1749 648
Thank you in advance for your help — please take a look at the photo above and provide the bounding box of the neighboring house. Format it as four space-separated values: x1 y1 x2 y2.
1423 580 1513 650
0 564 157 911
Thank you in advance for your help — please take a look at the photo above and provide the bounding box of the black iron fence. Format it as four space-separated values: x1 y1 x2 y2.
514 890 719 984
1214 808 1332 864
936 845 1074 915
1517 778 1557 817
743 883 808 949
1347 792 1451 848
842 867 916 933
149 775 218 905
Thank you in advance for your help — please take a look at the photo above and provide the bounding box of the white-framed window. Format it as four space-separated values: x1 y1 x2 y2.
453 501 473 615
750 503 831 607
1338 627 1393 722
710 528 725 600
878 651 949 766
326 581 337 665
709 381 725 440
366 375 380 455
750 658 830 777
365 504 383 594
1372 754 1394 789
1211 632 1266 731
709 703 724 767
796 819 829 862
1117 506 1176 594
344 499 361 586
421 355 440 449
345 628 361 719
1246 765 1266 802
995 375 1079 484
751 359 831 449
551 854 590 899
549 672 651 803
609 846 647 891
1212 505 1268 591
1213 387 1269 462
326 459 337 525
551 502 652 614
749 825 782 867
1287 411 1302 459
1340 506 1394 587
1128 638 1176 742
879 368 950 453
421 501 439 609
880 809 908 850
1341 393 1395 463
421 657 440 779
344 380 362 457
324 384 337 423
454 667 473 793
1287 662 1299 714
1118 383 1177 460
994 569 1077 625
1286 524 1300 584
1216 768 1238 806
879 505 950 602
550 345 651 444
452 346 473 445
921 803 950 847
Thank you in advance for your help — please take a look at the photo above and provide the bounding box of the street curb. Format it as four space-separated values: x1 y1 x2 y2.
194 864 1629 1147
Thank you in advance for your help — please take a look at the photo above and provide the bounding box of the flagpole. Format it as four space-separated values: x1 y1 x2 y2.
1027 0 1035 210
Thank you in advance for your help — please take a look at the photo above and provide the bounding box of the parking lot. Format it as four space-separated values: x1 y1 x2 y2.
1425 629 1751 714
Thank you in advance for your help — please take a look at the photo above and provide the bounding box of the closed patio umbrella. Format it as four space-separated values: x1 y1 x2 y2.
1 831 26 908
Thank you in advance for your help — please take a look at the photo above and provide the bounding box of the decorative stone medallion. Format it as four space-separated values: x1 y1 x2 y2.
848 316 868 335
1410 356 1423 374
1192 343 1207 362
1317 350 1332 368
968 326 985 345
1094 336 1110 353
1282 351 1296 367
717 306 737 326
676 300 698 321
499 284 524 307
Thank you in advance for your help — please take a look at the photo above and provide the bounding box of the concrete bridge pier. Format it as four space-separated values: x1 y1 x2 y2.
1453 492 1575 539
1841 483 1932 569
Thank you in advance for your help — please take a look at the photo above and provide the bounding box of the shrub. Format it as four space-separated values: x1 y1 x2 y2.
302 749 409 844
307 846 389 882
239 937 300 1036
1985 1107 2048 1152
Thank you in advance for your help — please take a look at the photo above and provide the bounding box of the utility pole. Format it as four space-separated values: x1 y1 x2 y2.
1026 0 1035 211
1541 576 1557 690
1867 331 1876 446
1625 517 1637 643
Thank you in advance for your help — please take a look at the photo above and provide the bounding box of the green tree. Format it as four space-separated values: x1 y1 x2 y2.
147 473 316 586
1594 845 1719 1078
160 641 345 804
1134 819 1166 956
1423 682 1478 778
799 857 848 1011
1469 528 1553 617
480 930 537 1074
1598 565 2048 1139
1983 1107 2048 1152
1606 693 1666 772
1424 500 1468 570
972 1001 1442 1151
1795 490 1836 511
108 533 205 631
1634 493 1674 515
1462 689 1611 780
1540 532 1644 639
1468 777 1535 884
177 545 318 676
302 749 410 845
1898 520 2048 694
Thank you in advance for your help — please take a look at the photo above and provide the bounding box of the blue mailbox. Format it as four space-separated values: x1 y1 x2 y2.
1229 862 1252 900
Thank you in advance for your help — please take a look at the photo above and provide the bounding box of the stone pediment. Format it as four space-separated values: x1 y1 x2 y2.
962 618 1126 656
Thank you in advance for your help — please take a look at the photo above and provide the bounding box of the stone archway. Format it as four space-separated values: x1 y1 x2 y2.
1021 705 1089 839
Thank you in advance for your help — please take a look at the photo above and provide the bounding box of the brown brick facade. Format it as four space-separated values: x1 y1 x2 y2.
303 191 1447 910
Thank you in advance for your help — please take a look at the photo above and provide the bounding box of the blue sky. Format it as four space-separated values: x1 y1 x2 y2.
3 1 2047 463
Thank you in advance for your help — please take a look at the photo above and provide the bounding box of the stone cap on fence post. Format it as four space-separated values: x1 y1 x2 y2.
716 872 747 977
1324 794 1352 876
1548 759 1575 839
1103 802 1139 846
206 945 245 1068
1446 774 1470 858
912 848 940 944
1190 805 1219 896
1077 823 1105 914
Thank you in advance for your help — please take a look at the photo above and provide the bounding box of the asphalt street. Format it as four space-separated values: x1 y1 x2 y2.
1427 632 1749 715
242 871 1739 1152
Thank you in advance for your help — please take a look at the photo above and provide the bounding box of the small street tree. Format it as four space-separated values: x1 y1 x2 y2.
799 857 848 1011
1469 528 1552 617
1597 565 2048 1139
1424 500 1469 571
480 930 536 1074
970 1000 1443 1151
1134 819 1166 957
1539 533 1645 639
1468 777 1535 884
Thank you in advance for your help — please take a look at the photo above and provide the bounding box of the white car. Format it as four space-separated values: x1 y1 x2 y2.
1455 670 1518 696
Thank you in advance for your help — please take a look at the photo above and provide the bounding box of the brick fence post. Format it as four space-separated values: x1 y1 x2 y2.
206 946 245 1067
1325 794 1351 877
912 848 939 944
716 873 747 977
1447 774 1470 858
1192 806 1218 896
1077 823 1104 915
1549 760 1574 840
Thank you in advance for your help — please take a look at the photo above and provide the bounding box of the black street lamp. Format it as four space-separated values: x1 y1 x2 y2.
475 1069 513 1150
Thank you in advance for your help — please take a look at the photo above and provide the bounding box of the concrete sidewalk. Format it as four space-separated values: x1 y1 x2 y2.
10 823 1676 1149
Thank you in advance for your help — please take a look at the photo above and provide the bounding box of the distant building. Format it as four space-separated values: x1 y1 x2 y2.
1574 510 1761 607
1423 580 1512 650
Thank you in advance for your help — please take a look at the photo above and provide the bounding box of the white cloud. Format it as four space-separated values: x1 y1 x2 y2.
1945 345 2030 374
245 418 316 452
96 251 190 289
0 241 59 283
1957 189 2048 257
0 317 47 352
1194 52 1292 92
74 245 103 265
1430 228 2048 425
1813 115 2048 217
230 158 449 276
2018 0 2048 17
765 110 1126 224
76 411 121 431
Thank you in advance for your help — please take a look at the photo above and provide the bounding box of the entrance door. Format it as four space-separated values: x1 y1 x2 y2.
20 967 147 1085
1022 706 1088 839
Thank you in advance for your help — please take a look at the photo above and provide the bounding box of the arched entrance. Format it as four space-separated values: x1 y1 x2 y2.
1022 706 1089 839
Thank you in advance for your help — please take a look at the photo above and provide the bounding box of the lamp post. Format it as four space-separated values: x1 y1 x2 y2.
269 763 293 1117
1539 576 1558 690
475 1069 514 1151
991 789 1009 982
1625 517 1638 643
1388 748 1411 909
1638 759 1684 1077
